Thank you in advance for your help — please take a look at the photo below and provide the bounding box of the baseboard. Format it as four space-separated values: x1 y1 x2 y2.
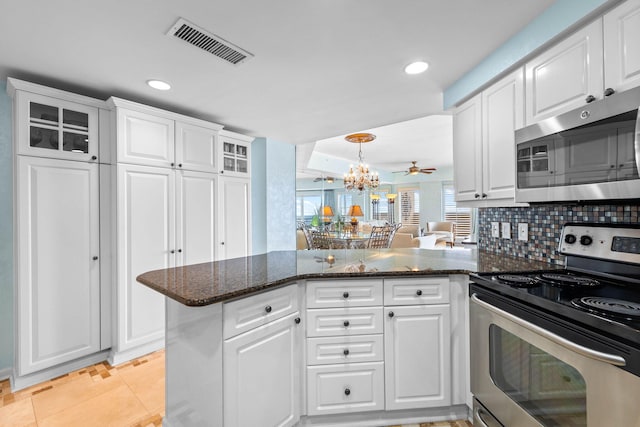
299 404 470 427
108 339 164 366
11 350 110 392
0 366 13 382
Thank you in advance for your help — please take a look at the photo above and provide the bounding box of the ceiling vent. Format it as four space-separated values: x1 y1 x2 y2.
167 18 254 65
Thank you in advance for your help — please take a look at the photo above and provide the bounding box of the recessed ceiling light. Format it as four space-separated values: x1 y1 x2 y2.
147 80 171 90
404 61 429 75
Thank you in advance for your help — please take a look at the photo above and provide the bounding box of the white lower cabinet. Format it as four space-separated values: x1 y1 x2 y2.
16 156 101 375
307 362 385 416
223 285 302 427
384 305 451 410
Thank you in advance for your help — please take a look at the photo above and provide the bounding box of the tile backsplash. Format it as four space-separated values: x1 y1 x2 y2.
478 203 640 265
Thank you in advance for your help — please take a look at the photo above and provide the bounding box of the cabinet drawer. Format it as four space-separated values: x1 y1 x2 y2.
306 279 383 308
307 362 385 416
223 285 298 339
384 277 450 306
307 307 383 337
307 335 383 365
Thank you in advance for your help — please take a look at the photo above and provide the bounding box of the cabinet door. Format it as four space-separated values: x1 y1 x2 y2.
453 94 483 201
175 122 218 173
117 164 173 352
15 91 99 162
16 157 100 375
224 311 302 427
525 20 604 125
176 170 217 266
482 68 524 200
219 135 251 177
218 177 251 260
384 305 451 410
117 108 175 167
604 0 640 93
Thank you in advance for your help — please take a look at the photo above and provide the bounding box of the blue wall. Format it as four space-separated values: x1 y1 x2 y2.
444 0 610 108
0 80 13 376
251 138 296 253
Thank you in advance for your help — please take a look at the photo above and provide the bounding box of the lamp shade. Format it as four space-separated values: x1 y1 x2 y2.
347 205 364 217
322 206 334 216
370 194 380 201
386 193 397 201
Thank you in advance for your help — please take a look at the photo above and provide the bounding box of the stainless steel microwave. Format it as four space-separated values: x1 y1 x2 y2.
515 86 640 203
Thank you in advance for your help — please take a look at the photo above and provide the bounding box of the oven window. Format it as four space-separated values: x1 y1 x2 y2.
489 325 586 427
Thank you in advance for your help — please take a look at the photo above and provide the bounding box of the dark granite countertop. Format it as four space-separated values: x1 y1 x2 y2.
137 248 555 307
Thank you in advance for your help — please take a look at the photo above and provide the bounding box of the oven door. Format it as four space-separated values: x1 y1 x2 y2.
470 291 640 427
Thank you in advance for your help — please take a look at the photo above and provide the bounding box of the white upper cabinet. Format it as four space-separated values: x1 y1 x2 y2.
13 90 100 162
453 94 482 202
526 0 640 126
175 122 218 173
482 68 524 200
525 20 604 125
604 0 640 93
219 130 253 178
111 98 223 171
116 107 175 168
453 68 524 204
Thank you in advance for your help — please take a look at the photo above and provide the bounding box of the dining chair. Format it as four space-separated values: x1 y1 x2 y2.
309 230 332 249
298 223 314 250
367 225 396 248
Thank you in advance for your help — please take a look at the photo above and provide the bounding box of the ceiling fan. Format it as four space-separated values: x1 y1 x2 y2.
313 176 336 183
393 161 437 175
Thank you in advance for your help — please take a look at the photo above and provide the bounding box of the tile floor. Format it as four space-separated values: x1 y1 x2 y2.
0 351 472 427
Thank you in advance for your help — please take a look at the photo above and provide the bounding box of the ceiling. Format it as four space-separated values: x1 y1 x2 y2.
1 0 555 165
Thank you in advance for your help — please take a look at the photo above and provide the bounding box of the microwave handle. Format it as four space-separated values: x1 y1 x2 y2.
635 110 640 175
471 293 626 367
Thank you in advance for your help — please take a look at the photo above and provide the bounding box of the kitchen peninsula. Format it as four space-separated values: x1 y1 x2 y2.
137 248 547 427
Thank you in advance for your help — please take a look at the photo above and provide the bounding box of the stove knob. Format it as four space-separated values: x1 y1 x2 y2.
564 234 577 244
580 235 593 246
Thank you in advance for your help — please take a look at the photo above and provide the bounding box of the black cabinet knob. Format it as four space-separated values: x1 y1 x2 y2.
344 388 351 396
294 317 301 324
604 87 615 97
220 170 224 174
178 163 182 168
388 311 394 318
170 250 175 254
474 193 480 199
416 290 422 296
343 291 349 299
265 305 272 313
481 193 487 198
343 349 349 356
585 94 596 103
221 242 225 245
92 256 98 260
171 163 175 167
178 249 182 253
343 320 350 327
91 155 97 161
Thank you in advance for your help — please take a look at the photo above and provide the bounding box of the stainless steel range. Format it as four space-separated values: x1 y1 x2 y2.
470 223 640 427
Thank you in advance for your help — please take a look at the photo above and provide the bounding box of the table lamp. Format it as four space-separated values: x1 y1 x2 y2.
321 205 334 226
347 205 364 229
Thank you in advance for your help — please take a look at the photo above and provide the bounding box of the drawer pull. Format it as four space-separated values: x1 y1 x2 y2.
343 349 349 356
388 311 394 318
416 290 422 296
343 320 350 327
344 388 351 396
343 291 349 299
294 317 301 324
265 306 272 313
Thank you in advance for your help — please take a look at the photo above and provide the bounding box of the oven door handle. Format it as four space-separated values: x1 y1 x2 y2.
471 293 626 367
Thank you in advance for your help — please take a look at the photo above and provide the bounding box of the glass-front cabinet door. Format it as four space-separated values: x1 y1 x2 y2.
218 132 252 177
16 91 99 162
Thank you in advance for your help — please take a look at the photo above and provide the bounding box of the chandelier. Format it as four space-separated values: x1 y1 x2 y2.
343 133 379 192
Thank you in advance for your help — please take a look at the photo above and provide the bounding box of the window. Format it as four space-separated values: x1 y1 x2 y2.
399 188 420 226
296 193 322 225
442 182 472 239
